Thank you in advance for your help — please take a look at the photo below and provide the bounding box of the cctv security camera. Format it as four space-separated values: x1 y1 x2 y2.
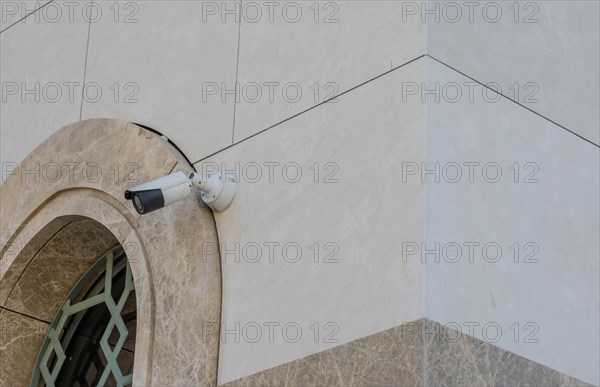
124 170 236 214
124 171 192 214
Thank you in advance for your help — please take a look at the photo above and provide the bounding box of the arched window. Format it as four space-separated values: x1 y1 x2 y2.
31 246 136 386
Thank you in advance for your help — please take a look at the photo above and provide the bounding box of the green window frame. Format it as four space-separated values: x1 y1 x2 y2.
30 246 135 387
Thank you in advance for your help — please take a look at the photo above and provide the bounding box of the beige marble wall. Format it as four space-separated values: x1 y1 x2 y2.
205 58 427 384
225 320 424 387
422 320 590 387
0 308 49 385
226 319 591 387
4 220 119 322
0 119 222 386
0 219 119 386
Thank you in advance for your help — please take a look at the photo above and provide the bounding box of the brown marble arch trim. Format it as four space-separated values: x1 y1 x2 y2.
224 319 591 387
0 119 222 386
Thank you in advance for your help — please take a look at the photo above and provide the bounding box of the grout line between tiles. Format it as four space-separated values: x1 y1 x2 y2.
193 54 428 164
426 54 600 149
0 305 53 325
192 53 599 165
78 0 93 121
231 0 243 145
0 0 54 34
1 220 72 310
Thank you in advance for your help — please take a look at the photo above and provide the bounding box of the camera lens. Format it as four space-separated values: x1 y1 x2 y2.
130 190 164 214
133 194 144 213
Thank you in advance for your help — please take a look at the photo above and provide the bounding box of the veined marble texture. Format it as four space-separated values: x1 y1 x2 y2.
0 308 49 385
226 319 591 387
0 120 222 386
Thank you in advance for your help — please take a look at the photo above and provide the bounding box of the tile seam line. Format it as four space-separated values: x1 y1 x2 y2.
426 54 600 149
79 0 93 121
193 53 598 165
192 53 428 164
0 305 52 325
1 220 72 307
231 0 242 145
0 0 54 34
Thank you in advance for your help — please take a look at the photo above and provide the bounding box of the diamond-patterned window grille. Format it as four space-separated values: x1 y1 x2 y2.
30 246 136 387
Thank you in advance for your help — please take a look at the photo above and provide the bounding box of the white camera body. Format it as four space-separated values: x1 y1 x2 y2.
189 172 237 213
125 170 236 214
